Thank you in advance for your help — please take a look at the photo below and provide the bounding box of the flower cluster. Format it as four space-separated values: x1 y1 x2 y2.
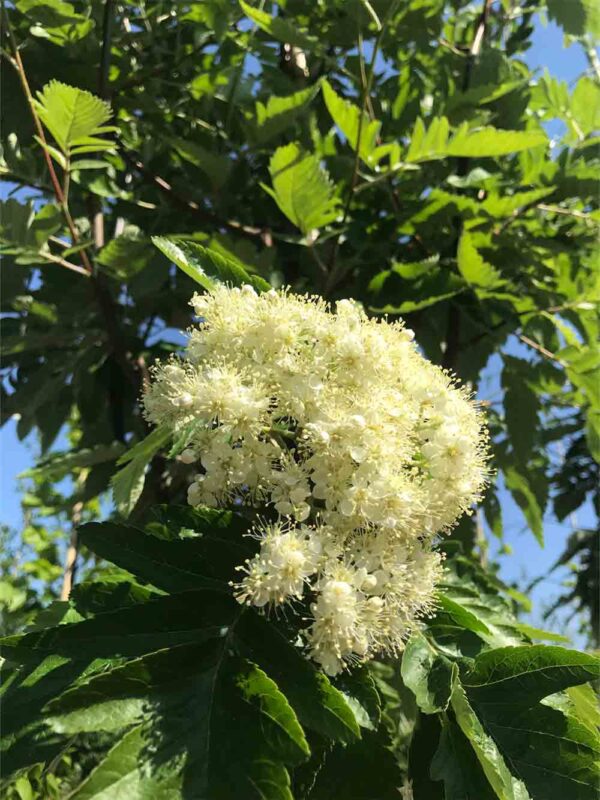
143 285 488 674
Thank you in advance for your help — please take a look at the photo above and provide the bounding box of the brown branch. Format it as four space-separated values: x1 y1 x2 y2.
519 334 567 367
119 144 274 243
3 11 93 275
41 250 91 277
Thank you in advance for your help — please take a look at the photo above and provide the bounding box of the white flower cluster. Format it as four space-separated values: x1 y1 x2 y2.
143 285 488 674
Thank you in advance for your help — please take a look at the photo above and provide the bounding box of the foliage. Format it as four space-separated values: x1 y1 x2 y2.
2 510 599 799
1 0 599 797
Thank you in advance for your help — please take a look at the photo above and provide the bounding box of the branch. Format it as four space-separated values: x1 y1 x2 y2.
60 477 85 601
325 8 395 293
119 144 274 243
3 10 93 275
40 250 91 277
519 333 567 367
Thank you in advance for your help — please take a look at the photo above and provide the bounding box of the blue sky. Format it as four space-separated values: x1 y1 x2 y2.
1 16 594 640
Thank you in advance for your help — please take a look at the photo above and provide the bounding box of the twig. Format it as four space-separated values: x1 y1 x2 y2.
537 203 596 223
325 9 395 293
41 250 91 277
6 5 142 415
60 478 84 601
119 144 273 243
519 334 566 367
3 10 93 275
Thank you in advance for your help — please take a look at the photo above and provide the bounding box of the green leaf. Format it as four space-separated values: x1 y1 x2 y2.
0 200 62 253
236 612 360 744
570 77 600 138
0 589 239 662
474 701 600 800
502 356 540 465
255 83 321 142
405 117 546 162
513 624 570 644
111 425 171 517
20 442 125 481
239 0 317 50
33 81 115 156
451 684 532 800
431 717 498 800
457 232 502 288
71 579 159 617
151 236 271 292
369 266 466 315
97 236 156 280
334 667 381 730
308 729 404 800
503 466 544 545
173 137 231 187
547 0 600 37
462 645 600 705
401 632 458 713
566 683 600 732
77 516 253 593
16 0 94 45
585 408 600 464
321 80 381 164
264 143 341 235
435 593 494 641
447 124 547 158
62 642 304 800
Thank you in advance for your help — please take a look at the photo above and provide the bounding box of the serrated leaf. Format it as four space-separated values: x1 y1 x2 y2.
33 81 114 156
462 645 600 705
235 611 360 744
585 408 600 464
152 236 271 292
255 83 320 142
20 442 125 481
448 124 547 158
0 589 239 662
78 516 253 593
173 138 231 187
479 701 600 800
335 667 381 730
451 684 532 800
111 425 171 517
405 117 546 162
239 0 317 50
308 729 404 800
401 632 457 714
16 0 94 45
547 0 600 37
321 80 381 164
502 356 540 465
457 231 502 288
431 717 498 800
265 143 341 234
62 642 303 800
504 466 544 545
97 236 156 280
